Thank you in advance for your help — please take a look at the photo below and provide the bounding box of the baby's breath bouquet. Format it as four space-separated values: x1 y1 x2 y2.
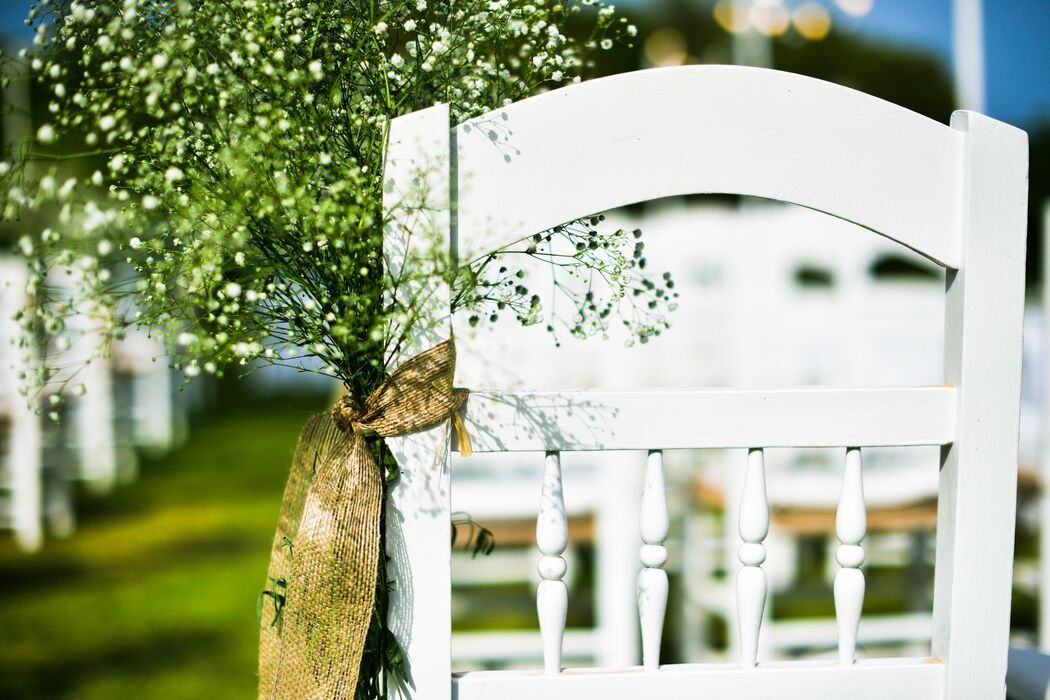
3 0 675 696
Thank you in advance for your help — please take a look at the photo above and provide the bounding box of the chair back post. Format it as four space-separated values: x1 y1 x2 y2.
931 109 1028 698
383 103 454 700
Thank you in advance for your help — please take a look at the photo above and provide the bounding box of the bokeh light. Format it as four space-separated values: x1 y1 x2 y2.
644 27 689 67
713 1 752 35
793 2 833 41
751 2 791 37
835 0 875 18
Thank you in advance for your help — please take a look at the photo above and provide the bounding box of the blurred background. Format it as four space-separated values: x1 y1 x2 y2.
1 0 1049 698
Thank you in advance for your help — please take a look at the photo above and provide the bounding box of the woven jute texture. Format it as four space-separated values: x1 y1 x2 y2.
258 339 468 699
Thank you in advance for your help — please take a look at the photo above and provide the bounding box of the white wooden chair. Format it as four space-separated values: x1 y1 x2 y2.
112 326 178 455
0 258 43 551
48 266 120 492
381 65 1027 699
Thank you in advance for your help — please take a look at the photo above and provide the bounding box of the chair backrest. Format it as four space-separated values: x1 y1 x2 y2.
381 65 1028 699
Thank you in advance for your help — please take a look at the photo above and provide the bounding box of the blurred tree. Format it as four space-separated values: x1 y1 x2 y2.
592 0 954 121
1024 117 1050 287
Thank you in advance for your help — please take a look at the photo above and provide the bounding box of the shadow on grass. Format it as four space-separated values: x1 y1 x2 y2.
0 629 227 700
0 530 262 597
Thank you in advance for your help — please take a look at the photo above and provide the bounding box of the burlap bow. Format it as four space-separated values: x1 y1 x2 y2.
259 339 469 699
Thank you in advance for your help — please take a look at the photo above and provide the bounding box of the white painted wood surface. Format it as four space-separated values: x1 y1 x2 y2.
931 110 1028 700
383 104 454 700
536 451 568 674
452 658 944 699
638 450 669 671
455 65 961 268
736 448 769 668
835 447 867 664
383 66 1027 699
459 387 956 451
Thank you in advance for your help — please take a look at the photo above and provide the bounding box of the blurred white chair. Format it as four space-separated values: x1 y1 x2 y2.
47 265 120 492
450 451 639 670
112 326 178 455
0 257 43 551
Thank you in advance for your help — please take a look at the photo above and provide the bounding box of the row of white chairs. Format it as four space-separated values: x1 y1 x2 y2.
0 257 181 551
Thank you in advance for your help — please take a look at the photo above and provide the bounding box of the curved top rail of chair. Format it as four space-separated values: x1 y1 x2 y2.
453 65 963 268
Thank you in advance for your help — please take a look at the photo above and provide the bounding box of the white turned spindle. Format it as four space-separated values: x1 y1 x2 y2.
637 450 669 671
737 447 769 668
834 446 867 664
537 450 568 674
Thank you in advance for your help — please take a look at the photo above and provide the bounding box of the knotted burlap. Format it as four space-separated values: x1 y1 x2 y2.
259 339 469 699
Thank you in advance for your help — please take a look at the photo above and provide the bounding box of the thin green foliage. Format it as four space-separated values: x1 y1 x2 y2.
257 576 288 629
451 512 495 558
3 0 674 696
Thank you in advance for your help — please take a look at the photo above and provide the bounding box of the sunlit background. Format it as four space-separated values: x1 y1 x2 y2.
1 0 1049 698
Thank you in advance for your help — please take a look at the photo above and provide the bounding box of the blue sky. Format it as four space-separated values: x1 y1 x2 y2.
1 0 1047 126
837 0 1049 126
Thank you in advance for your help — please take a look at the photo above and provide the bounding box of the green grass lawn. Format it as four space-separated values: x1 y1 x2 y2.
0 398 326 700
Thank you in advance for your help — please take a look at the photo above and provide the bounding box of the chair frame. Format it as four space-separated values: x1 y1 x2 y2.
380 65 1028 699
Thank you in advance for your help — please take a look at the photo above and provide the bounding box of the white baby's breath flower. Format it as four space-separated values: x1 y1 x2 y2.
128 236 142 249
36 124 56 143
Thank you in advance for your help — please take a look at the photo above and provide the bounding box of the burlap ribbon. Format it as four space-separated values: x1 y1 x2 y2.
259 339 470 699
